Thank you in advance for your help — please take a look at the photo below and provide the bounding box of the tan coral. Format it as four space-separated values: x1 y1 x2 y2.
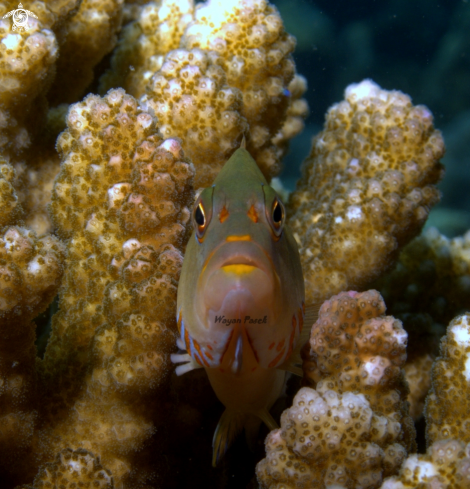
272 74 309 161
258 386 407 489
0 226 64 319
257 290 415 489
288 79 445 306
381 313 470 488
39 88 194 488
0 158 20 226
21 448 113 489
374 227 470 419
402 353 434 421
101 0 195 98
181 0 298 178
48 0 125 105
0 223 64 483
426 313 470 445
141 48 247 188
0 0 61 158
13 150 61 236
376 227 470 331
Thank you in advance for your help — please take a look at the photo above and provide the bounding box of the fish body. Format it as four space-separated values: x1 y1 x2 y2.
172 147 305 464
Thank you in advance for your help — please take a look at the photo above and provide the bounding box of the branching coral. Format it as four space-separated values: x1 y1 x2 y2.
0 0 460 487
287 79 445 306
47 0 125 105
257 290 415 489
105 0 307 188
18 448 113 489
374 226 470 419
0 157 65 483
181 0 298 178
36 88 194 487
141 47 248 188
381 313 470 488
101 0 195 98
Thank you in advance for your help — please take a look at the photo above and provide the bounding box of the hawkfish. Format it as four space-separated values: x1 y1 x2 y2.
172 143 309 466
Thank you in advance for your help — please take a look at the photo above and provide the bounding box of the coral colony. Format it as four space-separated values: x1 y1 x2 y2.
0 0 469 488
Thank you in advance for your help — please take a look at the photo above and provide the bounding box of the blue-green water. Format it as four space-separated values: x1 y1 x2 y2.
273 0 470 236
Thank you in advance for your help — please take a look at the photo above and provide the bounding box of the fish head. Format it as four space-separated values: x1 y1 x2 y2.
177 147 305 373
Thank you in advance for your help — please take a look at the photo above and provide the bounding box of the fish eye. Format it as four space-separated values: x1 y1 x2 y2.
192 195 212 242
270 197 285 237
192 188 214 242
272 200 283 225
195 203 205 227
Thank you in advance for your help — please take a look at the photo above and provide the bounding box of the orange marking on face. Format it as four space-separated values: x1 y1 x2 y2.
247 204 258 223
219 205 229 223
268 342 275 350
268 347 286 368
177 311 182 334
193 338 210 367
276 339 285 352
226 235 251 242
205 350 214 361
207 344 213 351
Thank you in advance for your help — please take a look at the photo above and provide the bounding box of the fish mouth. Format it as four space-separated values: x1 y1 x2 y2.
197 241 279 328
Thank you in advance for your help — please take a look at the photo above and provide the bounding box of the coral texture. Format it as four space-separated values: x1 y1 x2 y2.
288 79 445 306
20 448 113 489
381 313 470 488
37 89 194 487
47 0 125 105
0 0 459 487
375 226 470 419
181 0 298 178
141 47 248 188
257 290 415 489
101 0 195 98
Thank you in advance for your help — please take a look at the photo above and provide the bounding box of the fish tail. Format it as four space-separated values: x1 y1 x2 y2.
212 409 246 466
244 408 278 453
212 408 279 466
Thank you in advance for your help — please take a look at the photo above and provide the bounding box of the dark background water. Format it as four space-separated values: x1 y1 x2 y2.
270 0 470 236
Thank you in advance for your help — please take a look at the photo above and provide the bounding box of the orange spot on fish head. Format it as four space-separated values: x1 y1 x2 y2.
219 205 229 223
247 204 258 223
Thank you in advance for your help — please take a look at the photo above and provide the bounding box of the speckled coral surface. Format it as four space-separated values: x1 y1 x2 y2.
288 79 445 306
257 290 415 489
38 89 194 486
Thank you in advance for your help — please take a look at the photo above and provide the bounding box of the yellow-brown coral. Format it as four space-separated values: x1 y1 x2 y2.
35 88 194 487
288 79 445 306
141 47 247 188
101 0 195 98
381 313 470 488
257 290 415 489
181 0 298 178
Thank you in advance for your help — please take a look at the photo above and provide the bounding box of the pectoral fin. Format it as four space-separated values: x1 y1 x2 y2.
278 303 319 377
